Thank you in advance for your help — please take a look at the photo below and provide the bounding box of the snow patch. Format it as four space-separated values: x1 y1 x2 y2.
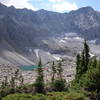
59 39 66 43
89 40 96 44
34 49 39 58
64 37 69 40
73 37 83 40
89 52 95 58
52 54 61 60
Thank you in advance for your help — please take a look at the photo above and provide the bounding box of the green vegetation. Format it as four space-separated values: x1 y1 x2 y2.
34 59 45 94
75 40 100 100
2 92 89 100
0 40 100 100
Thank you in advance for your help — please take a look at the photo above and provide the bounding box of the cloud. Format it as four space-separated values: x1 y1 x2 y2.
0 0 36 10
52 1 78 12
49 0 64 2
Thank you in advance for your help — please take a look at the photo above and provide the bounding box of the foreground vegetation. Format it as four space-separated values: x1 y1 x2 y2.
0 40 100 100
2 92 89 100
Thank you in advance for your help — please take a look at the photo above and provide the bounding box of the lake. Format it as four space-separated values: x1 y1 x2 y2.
20 65 38 71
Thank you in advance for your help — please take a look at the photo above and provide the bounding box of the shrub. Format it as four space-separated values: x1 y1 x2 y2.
52 79 66 92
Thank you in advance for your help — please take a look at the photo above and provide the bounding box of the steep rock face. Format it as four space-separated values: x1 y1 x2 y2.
68 7 100 39
0 3 100 64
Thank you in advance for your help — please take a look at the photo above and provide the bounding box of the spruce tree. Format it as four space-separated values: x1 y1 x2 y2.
51 61 56 82
84 40 90 72
75 40 90 81
57 60 63 80
92 57 97 68
81 50 85 74
34 59 45 93
75 54 81 80
1 76 8 89
10 77 15 89
52 60 66 91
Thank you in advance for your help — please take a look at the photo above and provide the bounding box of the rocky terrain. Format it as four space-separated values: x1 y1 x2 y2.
0 55 75 85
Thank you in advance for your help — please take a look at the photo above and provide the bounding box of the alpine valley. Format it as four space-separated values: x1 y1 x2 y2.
0 2 100 84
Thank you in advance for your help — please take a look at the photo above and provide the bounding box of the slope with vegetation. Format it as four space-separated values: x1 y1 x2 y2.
0 40 100 100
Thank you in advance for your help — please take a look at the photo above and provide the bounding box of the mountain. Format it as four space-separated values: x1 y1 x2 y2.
0 3 100 65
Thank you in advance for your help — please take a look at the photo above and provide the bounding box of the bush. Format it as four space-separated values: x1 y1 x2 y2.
52 79 66 92
81 68 100 100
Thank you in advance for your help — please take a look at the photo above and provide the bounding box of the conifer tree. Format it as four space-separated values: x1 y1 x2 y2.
51 61 56 82
14 69 19 80
52 60 66 92
92 57 97 68
75 54 81 80
84 40 90 72
34 59 45 93
19 74 24 86
81 50 85 74
1 76 8 89
10 77 15 89
4 76 8 88
75 40 90 81
57 60 63 80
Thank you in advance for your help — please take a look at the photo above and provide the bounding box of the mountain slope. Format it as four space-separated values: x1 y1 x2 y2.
0 40 34 65
0 3 100 65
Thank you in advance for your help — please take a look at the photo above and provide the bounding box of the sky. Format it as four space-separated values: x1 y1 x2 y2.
0 0 100 12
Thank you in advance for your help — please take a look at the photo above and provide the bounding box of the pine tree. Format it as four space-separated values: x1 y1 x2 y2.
19 74 24 86
81 50 85 74
52 60 66 92
4 76 8 88
75 54 81 80
75 40 90 81
84 40 90 72
10 77 15 89
92 57 97 68
34 59 45 93
57 60 63 80
51 61 56 82
80 40 90 75
1 76 8 89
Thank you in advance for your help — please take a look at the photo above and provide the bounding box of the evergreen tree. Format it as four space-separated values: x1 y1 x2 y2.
4 76 8 88
19 74 24 86
10 77 16 93
51 61 56 82
34 59 45 93
57 60 63 80
10 77 15 89
75 40 90 81
84 40 90 72
82 67 100 100
75 54 81 80
52 60 66 91
1 76 8 89
92 57 97 68
80 50 85 74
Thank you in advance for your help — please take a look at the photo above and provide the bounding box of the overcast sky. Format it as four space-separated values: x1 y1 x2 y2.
0 0 100 12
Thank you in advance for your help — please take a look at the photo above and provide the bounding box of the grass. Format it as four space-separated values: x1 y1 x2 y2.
2 92 90 100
